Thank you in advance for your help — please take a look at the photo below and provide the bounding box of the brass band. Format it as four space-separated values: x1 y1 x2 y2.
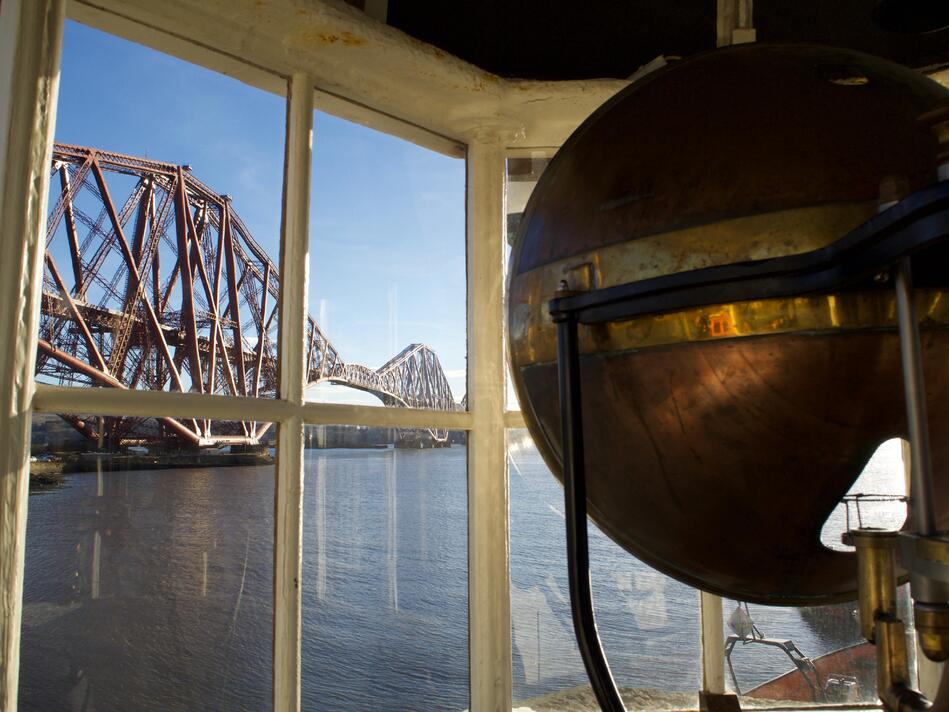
508 202 903 365
511 289 949 366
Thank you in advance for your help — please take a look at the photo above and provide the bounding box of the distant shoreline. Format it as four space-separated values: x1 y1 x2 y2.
28 441 461 492
28 450 274 491
29 461 66 490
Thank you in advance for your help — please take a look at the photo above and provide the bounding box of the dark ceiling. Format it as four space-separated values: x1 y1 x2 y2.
370 1 949 80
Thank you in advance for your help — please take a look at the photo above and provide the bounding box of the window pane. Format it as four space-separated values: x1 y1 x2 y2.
39 21 286 412
821 438 907 552
306 112 466 416
505 154 552 412
301 426 468 709
508 429 700 711
21 413 275 710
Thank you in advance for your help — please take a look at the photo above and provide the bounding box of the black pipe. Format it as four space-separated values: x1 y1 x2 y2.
555 312 626 712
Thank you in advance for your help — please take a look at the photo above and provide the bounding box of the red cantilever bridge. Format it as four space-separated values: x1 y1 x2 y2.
37 144 459 447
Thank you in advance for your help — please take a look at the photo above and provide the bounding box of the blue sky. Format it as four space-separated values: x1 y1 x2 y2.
53 20 467 404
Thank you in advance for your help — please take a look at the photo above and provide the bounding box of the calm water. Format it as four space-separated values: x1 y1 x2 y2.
18 439 906 710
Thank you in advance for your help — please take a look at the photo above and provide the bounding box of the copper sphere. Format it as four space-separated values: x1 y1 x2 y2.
508 44 949 605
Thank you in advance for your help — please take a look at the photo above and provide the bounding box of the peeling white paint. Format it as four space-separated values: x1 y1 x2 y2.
68 0 627 149
0 2 65 710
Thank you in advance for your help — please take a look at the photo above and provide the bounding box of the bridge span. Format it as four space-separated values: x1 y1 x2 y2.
37 144 459 447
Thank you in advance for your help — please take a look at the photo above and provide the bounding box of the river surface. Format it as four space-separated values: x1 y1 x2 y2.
18 437 906 710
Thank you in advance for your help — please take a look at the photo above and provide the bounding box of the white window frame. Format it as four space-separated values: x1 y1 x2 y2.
0 2 647 711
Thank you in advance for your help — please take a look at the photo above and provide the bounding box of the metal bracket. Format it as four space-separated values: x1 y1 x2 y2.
899 533 949 585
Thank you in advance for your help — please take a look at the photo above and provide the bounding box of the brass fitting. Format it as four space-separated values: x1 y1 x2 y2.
915 604 949 663
852 529 933 711
851 528 899 643
876 615 932 712
903 534 949 662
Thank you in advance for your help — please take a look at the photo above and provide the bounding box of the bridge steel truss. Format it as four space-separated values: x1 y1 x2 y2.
38 144 459 447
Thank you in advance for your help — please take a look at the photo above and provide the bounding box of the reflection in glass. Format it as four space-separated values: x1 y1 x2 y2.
725 439 912 707
301 426 468 710
722 587 916 708
508 429 700 711
20 418 275 711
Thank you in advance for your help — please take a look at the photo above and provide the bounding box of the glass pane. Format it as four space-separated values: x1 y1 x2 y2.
508 429 700 711
301 426 468 710
306 111 466 416
505 154 552 412
21 413 275 710
725 439 912 707
821 438 907 552
39 21 286 410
